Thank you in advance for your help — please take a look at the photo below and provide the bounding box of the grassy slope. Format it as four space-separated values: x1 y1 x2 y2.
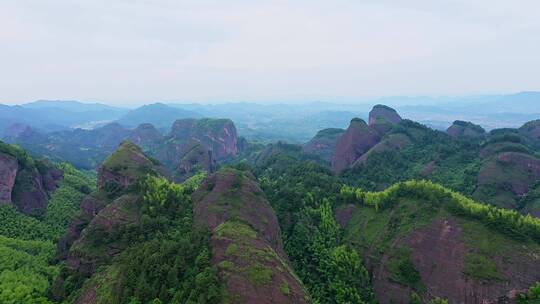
342 181 540 298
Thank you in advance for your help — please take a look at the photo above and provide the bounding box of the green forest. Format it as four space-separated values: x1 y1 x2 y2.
1 115 540 303
0 163 94 303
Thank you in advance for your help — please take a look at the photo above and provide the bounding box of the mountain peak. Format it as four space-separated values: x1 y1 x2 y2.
368 104 402 125
447 120 486 138
97 141 160 192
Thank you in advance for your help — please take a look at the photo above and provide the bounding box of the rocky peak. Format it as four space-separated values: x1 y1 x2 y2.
174 140 216 182
193 169 283 251
128 123 162 149
447 120 486 138
97 141 160 193
368 104 402 126
169 118 238 160
303 128 345 162
0 142 63 215
0 152 18 203
331 118 381 173
192 168 308 303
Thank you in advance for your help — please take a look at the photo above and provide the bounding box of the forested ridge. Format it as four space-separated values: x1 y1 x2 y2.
341 180 540 242
1 110 540 303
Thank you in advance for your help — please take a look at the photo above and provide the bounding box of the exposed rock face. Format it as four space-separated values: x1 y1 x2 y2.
54 143 161 301
373 218 540 304
303 128 345 162
331 105 404 173
0 153 18 203
57 195 107 260
192 169 308 303
334 204 358 227
193 169 285 255
6 119 239 181
0 144 63 214
353 133 412 166
447 120 486 138
127 123 163 150
66 194 138 278
12 168 50 215
41 166 64 193
174 141 216 182
169 118 238 160
332 118 381 173
369 104 402 126
97 141 160 192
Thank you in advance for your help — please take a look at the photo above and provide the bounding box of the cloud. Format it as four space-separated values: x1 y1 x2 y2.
0 0 539 104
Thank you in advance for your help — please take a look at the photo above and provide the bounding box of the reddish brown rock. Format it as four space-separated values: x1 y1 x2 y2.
66 194 138 277
192 169 309 303
193 169 284 254
174 140 216 182
371 218 540 304
303 128 345 162
335 204 358 227
41 166 64 192
353 133 412 166
11 164 63 215
0 153 18 203
332 118 381 173
369 104 402 126
169 118 238 161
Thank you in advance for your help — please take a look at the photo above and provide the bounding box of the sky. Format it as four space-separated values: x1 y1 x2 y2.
1 0 539 105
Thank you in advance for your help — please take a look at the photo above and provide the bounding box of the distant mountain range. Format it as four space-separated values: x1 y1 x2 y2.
116 103 202 129
1 91 539 142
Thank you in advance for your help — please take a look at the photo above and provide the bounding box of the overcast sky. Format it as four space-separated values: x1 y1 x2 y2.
1 0 539 105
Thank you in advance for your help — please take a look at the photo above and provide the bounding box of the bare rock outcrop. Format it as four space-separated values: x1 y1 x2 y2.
331 105 404 173
369 104 402 126
192 169 309 303
169 118 238 160
0 143 63 214
331 118 381 173
368 217 540 304
0 153 18 203
303 128 345 162
174 140 216 182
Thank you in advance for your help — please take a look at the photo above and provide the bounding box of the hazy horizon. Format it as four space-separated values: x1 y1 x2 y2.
2 1 540 105
2 90 540 108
